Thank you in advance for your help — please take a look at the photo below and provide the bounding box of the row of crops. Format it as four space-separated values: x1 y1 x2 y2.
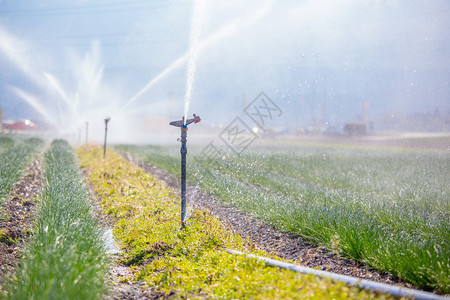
0 137 44 205
1 137 384 299
0 137 15 155
1 139 108 299
77 146 382 299
1 136 448 297
115 144 450 294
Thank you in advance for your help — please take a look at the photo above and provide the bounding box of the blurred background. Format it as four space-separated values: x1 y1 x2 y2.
0 0 449 144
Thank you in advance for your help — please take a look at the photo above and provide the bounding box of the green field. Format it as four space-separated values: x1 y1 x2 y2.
78 146 383 299
0 137 43 205
5 140 109 299
115 144 450 293
0 137 14 155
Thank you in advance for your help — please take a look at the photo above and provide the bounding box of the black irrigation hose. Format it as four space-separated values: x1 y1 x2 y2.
225 249 447 300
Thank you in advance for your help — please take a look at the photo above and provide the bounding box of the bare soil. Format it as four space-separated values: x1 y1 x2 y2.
0 159 43 290
124 153 414 290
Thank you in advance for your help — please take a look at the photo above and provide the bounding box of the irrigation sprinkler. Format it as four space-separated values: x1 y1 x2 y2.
170 114 201 228
85 122 89 145
103 117 110 158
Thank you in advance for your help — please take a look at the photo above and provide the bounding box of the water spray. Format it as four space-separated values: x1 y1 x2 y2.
103 117 110 158
170 114 201 228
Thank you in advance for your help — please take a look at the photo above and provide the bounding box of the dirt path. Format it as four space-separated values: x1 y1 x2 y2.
124 153 412 290
0 159 43 290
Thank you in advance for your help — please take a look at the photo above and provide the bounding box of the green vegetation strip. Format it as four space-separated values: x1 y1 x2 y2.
0 138 43 205
0 136 14 155
5 140 109 300
78 147 382 299
115 144 450 294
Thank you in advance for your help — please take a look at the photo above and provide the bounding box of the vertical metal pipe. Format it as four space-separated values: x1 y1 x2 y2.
180 121 187 227
170 114 200 229
103 118 110 158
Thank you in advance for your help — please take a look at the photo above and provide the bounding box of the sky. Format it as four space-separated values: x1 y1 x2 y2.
0 0 449 142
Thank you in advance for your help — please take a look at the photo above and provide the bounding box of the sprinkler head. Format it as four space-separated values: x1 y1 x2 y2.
170 114 201 127
192 114 201 123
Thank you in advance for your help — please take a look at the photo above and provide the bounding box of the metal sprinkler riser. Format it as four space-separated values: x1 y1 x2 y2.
103 117 111 158
169 114 201 228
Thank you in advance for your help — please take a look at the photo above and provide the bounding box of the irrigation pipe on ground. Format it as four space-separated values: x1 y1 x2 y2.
225 249 447 300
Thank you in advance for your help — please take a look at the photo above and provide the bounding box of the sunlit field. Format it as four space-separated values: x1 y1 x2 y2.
0 137 43 205
4 140 109 299
1 0 449 297
116 144 450 293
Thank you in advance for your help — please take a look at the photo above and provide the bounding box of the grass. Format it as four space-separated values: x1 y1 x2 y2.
78 146 383 299
0 138 44 205
0 136 15 155
115 144 450 294
4 140 109 300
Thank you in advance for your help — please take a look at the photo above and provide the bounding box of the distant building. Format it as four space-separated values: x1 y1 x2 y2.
2 119 37 131
343 123 366 136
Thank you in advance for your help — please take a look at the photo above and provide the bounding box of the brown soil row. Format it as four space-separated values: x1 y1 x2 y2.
0 159 43 290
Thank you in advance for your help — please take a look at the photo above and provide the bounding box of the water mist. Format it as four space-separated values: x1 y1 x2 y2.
183 0 205 124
